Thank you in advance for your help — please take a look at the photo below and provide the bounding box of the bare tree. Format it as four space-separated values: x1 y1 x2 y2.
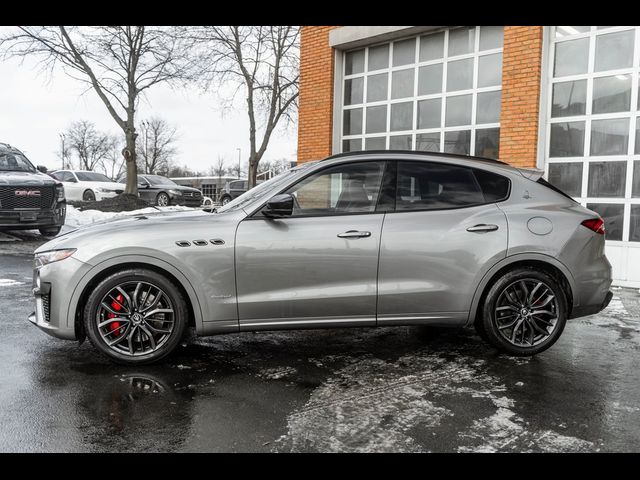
0 26 191 194
137 117 178 175
188 26 299 188
99 136 126 180
258 157 292 176
211 155 228 178
62 120 112 171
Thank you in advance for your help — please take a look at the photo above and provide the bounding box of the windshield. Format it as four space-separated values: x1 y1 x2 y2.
144 175 177 186
75 171 113 182
217 163 316 213
0 151 36 173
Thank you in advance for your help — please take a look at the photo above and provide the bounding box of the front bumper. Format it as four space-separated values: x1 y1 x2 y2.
94 191 120 201
0 203 66 229
172 196 204 207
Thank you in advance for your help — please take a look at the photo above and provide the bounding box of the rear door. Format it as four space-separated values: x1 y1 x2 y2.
377 160 509 326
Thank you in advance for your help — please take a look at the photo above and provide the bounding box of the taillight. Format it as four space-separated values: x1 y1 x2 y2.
581 218 605 235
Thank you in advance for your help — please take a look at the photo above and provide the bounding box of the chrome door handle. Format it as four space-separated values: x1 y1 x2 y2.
337 230 371 238
467 224 499 232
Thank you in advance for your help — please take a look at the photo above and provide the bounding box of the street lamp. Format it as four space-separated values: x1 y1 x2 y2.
236 147 241 179
59 133 66 170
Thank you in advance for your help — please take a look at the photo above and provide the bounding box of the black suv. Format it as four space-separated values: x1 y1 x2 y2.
0 143 66 236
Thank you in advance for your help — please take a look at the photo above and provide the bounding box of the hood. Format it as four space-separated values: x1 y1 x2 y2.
89 181 126 190
36 208 215 253
160 184 201 193
0 170 57 186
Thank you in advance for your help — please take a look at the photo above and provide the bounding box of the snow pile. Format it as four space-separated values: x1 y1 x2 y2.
64 204 196 228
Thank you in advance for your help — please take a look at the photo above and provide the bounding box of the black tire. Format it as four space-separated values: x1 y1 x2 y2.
220 195 232 205
82 189 96 202
156 192 170 207
84 268 188 365
480 267 568 356
39 226 62 237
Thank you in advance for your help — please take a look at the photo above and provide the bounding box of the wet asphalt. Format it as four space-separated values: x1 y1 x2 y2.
1 232 639 452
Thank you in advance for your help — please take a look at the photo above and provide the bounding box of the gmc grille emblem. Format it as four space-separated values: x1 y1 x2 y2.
15 190 41 197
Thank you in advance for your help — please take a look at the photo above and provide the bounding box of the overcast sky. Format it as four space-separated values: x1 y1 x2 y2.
0 54 298 173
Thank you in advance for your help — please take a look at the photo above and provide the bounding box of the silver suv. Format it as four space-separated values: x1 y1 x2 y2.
29 151 613 364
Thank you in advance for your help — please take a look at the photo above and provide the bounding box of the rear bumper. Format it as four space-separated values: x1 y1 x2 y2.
570 290 613 319
0 203 66 229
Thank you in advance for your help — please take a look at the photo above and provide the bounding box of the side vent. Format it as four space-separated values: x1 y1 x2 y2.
175 241 191 247
192 240 208 246
210 238 225 245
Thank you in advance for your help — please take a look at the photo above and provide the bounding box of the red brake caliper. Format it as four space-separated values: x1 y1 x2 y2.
107 293 125 336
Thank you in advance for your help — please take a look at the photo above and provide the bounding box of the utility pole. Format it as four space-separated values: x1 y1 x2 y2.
236 147 241 180
142 120 149 174
59 133 66 169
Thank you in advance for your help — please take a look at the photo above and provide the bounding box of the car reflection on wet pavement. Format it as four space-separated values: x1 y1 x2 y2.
1 242 639 452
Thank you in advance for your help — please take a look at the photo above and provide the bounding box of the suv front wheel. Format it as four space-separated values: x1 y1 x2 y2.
479 267 568 356
84 268 188 364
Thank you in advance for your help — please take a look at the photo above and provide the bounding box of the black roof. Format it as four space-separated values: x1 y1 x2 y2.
324 149 509 166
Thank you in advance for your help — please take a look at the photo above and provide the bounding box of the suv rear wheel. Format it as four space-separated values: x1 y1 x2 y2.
480 267 567 356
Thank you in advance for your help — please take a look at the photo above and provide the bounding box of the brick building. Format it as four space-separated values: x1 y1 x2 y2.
297 26 640 286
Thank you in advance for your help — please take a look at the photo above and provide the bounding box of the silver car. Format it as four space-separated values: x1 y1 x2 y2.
29 151 613 364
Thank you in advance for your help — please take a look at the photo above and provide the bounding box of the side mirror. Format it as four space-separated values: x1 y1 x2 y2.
262 193 294 218
36 165 48 173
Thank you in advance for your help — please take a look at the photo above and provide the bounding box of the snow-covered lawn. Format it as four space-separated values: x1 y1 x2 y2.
64 204 196 228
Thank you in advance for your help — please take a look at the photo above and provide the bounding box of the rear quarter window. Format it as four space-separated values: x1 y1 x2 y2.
473 168 510 202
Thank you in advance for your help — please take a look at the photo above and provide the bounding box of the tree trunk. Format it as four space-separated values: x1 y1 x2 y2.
248 157 259 189
123 128 138 195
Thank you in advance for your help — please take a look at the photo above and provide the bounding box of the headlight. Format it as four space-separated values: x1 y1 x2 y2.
98 188 115 193
35 249 77 268
55 184 65 202
168 189 182 196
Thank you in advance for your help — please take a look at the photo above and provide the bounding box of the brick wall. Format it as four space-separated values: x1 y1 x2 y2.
297 26 339 163
498 26 544 168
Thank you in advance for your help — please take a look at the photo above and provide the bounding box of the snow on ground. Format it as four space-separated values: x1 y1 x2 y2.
64 204 196 228
0 279 24 287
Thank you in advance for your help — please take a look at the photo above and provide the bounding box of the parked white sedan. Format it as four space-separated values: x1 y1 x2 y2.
50 170 125 202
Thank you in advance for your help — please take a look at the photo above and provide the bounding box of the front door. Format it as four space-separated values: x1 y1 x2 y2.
235 161 387 329
377 160 509 326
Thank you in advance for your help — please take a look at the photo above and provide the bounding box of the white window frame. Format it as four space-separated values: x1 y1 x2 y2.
544 26 640 248
338 26 504 157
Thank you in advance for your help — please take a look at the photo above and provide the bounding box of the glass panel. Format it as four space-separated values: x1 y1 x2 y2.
630 205 640 242
554 38 589 77
390 134 412 150
418 63 443 95
479 26 503 50
586 203 624 241
449 27 476 56
344 78 363 106
476 91 501 124
343 109 363 135
391 69 415 99
588 161 627 197
549 121 585 157
445 94 472 127
444 130 471 154
342 139 362 152
390 102 413 131
396 161 485 210
393 38 416 67
554 26 590 38
477 53 502 88
446 58 473 92
592 74 632 114
345 50 365 75
368 44 389 71
286 162 385 215
417 98 442 129
474 168 510 201
590 118 629 156
367 73 388 102
595 30 634 72
416 132 441 152
633 161 640 197
420 31 445 62
475 128 500 159
548 162 583 197
365 136 386 150
366 105 387 134
551 80 587 117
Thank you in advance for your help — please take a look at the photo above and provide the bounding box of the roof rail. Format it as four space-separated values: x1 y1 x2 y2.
323 149 509 166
